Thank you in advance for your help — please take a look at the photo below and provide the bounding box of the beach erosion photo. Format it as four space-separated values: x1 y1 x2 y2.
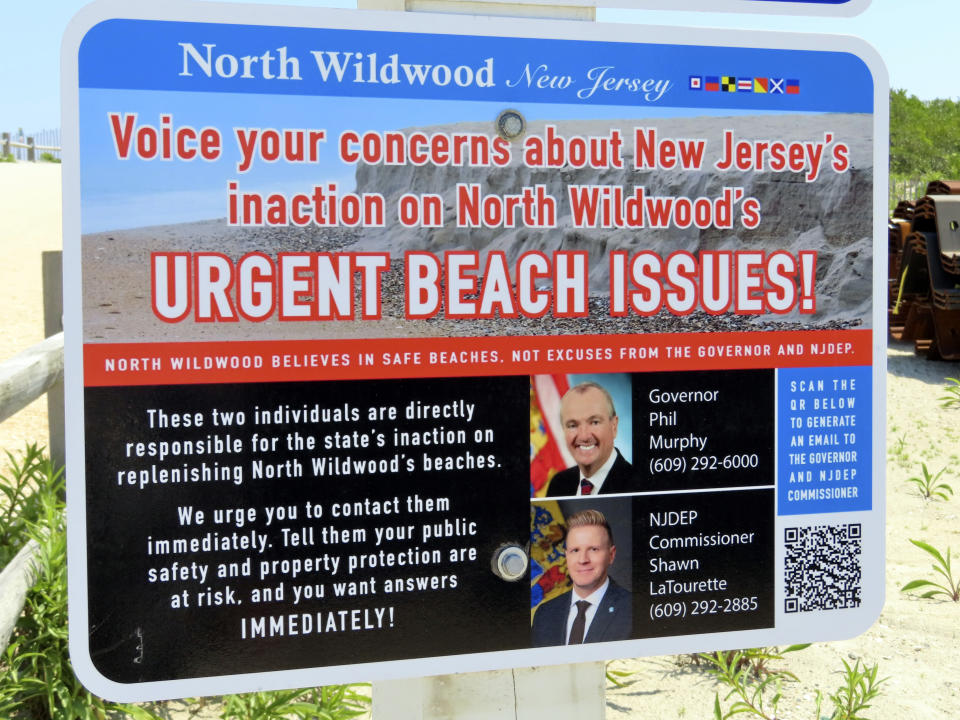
81 112 874 344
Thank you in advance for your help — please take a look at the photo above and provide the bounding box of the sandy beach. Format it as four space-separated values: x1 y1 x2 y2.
0 163 61 459
3 162 959 717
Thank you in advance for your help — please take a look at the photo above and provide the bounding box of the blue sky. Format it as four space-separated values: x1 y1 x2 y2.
0 0 957 133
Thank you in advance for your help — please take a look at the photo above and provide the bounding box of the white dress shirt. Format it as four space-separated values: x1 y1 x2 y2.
577 450 619 495
564 577 610 643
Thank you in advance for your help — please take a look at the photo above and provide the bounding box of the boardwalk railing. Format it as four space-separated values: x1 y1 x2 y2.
1 130 61 162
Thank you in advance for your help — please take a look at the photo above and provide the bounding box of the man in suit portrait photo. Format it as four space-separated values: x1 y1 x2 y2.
547 381 638 496
531 509 631 646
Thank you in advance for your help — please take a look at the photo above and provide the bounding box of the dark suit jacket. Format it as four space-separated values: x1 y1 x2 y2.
546 450 638 496
531 579 632 647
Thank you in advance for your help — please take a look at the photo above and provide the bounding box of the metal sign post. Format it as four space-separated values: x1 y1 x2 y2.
62 0 887 703
358 1 605 716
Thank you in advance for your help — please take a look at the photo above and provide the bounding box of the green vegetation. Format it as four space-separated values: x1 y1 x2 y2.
0 446 148 719
0 153 14 163
605 659 638 687
0 445 370 720
723 645 810 679
704 649 792 720
902 539 960 601
893 432 907 455
702 648 884 720
906 462 953 501
940 377 960 409
888 431 910 469
0 444 56 566
700 646 808 720
39 152 60 164
890 89 960 183
220 686 369 720
827 660 885 720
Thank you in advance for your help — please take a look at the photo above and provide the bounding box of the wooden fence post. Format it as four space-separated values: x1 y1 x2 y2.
27 137 35 162
43 251 64 471
1 132 8 158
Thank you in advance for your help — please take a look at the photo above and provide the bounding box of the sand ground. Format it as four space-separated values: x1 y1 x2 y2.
0 163 60 462
606 341 960 719
2 163 959 717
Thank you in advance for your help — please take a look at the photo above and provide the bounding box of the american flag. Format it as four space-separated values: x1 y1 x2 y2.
530 374 574 496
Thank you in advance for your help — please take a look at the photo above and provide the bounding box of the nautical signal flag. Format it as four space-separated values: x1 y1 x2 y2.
688 75 799 96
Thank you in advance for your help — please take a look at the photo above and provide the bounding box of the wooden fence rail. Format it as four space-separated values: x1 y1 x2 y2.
0 249 64 656
0 540 39 654
0 333 64 426
0 333 63 655
1 131 61 162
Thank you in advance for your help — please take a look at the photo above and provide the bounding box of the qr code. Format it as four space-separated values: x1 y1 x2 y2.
784 524 862 613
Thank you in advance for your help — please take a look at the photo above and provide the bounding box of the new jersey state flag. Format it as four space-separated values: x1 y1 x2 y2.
530 500 570 619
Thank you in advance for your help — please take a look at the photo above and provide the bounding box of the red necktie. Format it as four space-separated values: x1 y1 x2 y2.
579 478 594 495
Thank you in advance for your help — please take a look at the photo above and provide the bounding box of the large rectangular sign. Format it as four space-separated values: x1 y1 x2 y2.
63 0 887 702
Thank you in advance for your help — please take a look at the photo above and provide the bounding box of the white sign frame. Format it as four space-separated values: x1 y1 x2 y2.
62 0 888 702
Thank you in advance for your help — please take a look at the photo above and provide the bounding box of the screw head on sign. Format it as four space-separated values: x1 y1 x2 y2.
492 544 529 581
496 109 526 141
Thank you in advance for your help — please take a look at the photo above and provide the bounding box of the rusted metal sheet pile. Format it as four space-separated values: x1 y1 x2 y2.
889 181 960 359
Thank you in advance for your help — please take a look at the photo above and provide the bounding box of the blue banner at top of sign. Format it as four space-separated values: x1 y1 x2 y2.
78 20 873 113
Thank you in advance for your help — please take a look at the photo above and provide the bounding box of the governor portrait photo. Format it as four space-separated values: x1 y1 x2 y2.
530 374 639 497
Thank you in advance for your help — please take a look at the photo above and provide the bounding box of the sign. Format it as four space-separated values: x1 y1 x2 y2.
62 0 887 702
471 0 871 16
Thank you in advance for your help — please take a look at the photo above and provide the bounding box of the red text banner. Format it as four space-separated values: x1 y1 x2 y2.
84 328 871 387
